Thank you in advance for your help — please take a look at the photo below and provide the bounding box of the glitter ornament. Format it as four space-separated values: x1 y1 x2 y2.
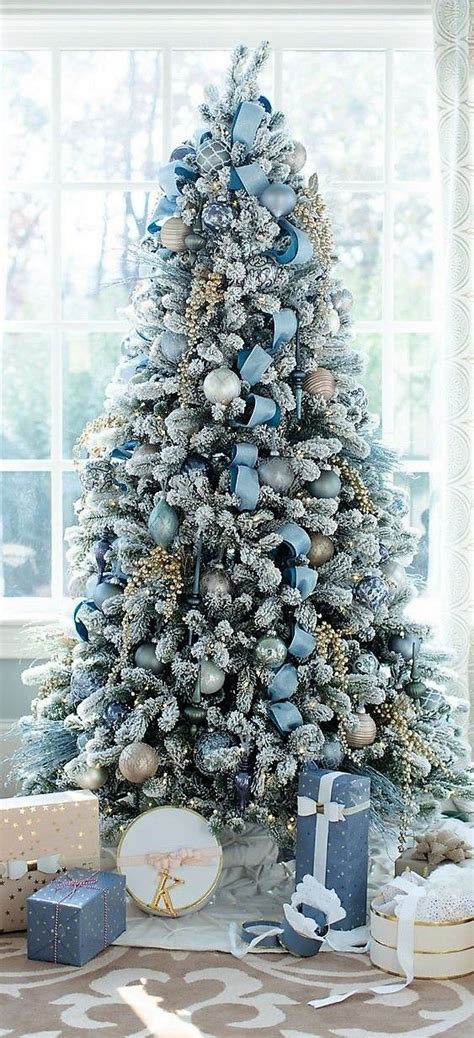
196 138 230 173
104 702 129 727
194 731 233 775
70 668 103 706
180 453 210 476
304 368 336 400
161 217 188 252
148 494 179 547
260 182 297 219
308 533 334 567
200 660 226 696
203 367 241 404
93 581 124 609
418 688 448 715
202 202 233 233
200 566 232 597
134 643 164 675
345 708 377 748
354 575 388 611
64 760 108 790
389 633 421 660
319 738 344 768
307 470 341 499
258 456 294 492
160 330 187 364
118 742 159 783
254 634 287 669
287 140 307 172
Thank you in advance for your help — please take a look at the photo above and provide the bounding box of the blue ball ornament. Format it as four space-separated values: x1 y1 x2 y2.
202 202 233 234
260 183 297 219
104 702 129 727
318 738 344 769
354 575 388 611
70 668 103 705
307 471 341 499
388 632 421 660
93 581 124 610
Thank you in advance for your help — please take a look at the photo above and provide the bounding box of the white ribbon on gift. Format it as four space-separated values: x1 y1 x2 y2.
298 771 370 885
0 854 62 881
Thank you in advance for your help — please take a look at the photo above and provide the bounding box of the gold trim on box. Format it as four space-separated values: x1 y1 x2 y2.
370 934 474 954
116 805 223 917
371 903 474 926
369 958 474 981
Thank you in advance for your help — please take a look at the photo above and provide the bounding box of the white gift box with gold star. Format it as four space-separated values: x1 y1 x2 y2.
0 790 100 932
117 806 223 917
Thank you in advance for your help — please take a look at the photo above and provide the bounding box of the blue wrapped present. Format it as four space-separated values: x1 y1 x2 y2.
296 767 370 931
27 868 126 966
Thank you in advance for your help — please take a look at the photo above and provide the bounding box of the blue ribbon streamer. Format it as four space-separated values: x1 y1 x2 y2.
110 440 140 461
267 699 303 735
282 565 318 600
267 219 313 266
229 442 260 511
267 663 303 734
233 394 281 429
278 522 311 558
148 160 197 233
289 623 316 659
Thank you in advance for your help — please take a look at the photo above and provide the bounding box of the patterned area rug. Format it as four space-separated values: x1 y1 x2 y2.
1 936 473 1038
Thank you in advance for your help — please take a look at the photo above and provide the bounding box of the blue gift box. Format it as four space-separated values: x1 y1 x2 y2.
296 766 370 931
27 868 126 966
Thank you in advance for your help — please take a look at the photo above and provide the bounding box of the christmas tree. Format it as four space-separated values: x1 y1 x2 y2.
18 44 470 847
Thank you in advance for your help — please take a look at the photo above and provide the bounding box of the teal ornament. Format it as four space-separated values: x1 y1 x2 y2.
184 232 205 252
194 731 233 775
307 470 341 499
255 635 287 669
418 688 448 715
200 661 225 696
134 643 164 675
196 138 230 173
354 575 388 610
319 738 344 769
160 330 187 364
93 581 124 609
148 494 179 547
388 633 420 660
260 183 297 219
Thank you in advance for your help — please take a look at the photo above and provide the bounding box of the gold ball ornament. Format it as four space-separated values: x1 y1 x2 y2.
304 368 337 400
64 760 108 790
345 708 377 748
118 741 160 783
308 533 335 567
160 217 188 252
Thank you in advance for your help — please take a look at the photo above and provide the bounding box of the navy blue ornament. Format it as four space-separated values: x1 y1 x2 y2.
354 575 388 611
70 668 103 706
170 144 195 161
104 702 129 727
73 600 98 642
194 731 233 775
180 453 210 476
202 202 233 234
234 759 252 815
379 543 390 564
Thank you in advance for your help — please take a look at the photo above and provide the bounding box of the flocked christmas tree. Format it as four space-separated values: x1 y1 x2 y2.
17 44 471 847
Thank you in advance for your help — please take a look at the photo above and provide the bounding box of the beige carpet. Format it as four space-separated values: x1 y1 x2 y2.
0 936 473 1038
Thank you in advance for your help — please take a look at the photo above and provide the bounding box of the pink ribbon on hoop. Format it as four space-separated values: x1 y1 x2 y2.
118 846 219 872
52 871 108 964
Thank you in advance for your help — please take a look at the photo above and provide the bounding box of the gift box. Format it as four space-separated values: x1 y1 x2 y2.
296 766 370 930
370 866 474 979
395 829 473 879
27 868 126 966
0 790 100 933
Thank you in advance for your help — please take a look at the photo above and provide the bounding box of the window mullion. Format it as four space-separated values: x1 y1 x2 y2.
161 47 172 162
381 46 395 444
50 45 64 604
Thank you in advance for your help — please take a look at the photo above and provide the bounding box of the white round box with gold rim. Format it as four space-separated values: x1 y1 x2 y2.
116 806 222 917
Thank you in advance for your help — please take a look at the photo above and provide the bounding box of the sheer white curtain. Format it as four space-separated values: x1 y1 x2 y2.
432 0 473 708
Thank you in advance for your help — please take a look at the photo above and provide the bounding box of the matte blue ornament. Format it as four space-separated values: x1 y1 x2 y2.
134 643 164 675
307 470 341 499
260 183 297 219
104 702 129 727
194 731 233 775
388 632 421 660
354 575 388 611
160 330 187 364
70 668 103 706
148 494 179 547
318 738 344 769
93 581 124 610
202 202 233 233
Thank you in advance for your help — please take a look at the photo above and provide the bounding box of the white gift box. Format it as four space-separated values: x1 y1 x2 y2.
370 899 474 978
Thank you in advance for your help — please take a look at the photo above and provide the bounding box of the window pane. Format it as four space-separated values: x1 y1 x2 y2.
282 51 384 182
394 334 434 459
170 50 273 148
394 52 434 181
394 471 431 589
63 471 81 594
355 332 382 420
394 191 434 320
330 191 383 320
61 190 150 319
5 192 51 319
61 51 163 181
1 51 52 182
0 472 51 597
63 332 121 456
1 333 51 459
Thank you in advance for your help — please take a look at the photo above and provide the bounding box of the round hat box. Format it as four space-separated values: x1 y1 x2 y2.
117 806 223 917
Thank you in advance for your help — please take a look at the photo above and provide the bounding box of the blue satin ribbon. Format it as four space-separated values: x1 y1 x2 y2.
233 394 281 429
289 623 316 659
229 441 259 511
267 699 303 735
268 663 299 702
282 565 318 600
110 440 140 461
278 522 311 558
267 662 303 734
73 600 98 642
147 160 197 233
236 309 298 386
267 218 313 266
271 309 298 353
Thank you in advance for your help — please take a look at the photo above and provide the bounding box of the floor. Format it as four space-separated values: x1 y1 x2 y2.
1 936 473 1038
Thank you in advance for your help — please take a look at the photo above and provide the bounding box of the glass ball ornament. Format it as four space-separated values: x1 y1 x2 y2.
118 741 159 783
195 138 230 173
354 575 388 611
345 708 377 748
160 217 188 252
148 494 179 547
180 453 210 476
252 256 279 291
405 675 427 700
254 634 287 669
353 652 379 676
104 702 129 727
200 660 226 696
307 470 341 499
92 581 124 609
318 738 344 769
184 232 205 252
382 559 408 590
388 632 421 660
134 643 164 675
304 368 337 401
417 688 448 715
258 456 294 492
64 759 108 790
260 182 297 219
202 202 233 233
200 567 232 597
70 667 103 706
287 140 307 172
308 533 334 567
160 330 187 364
194 731 234 775
203 367 241 405
170 144 194 161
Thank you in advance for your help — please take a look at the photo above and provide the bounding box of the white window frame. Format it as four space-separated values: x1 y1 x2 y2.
0 1 436 656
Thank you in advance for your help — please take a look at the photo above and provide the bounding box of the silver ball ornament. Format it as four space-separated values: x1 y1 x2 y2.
304 368 337 400
319 738 344 768
194 731 234 775
118 741 159 783
203 367 241 405
254 634 287 669
308 533 334 567
200 660 226 696
258 457 294 492
382 560 408 589
388 633 421 660
134 643 164 675
260 182 297 219
307 470 341 499
287 141 307 173
160 330 187 364
200 567 232 597
64 759 108 790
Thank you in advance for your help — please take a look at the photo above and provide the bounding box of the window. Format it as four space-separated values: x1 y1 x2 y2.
0 7 440 634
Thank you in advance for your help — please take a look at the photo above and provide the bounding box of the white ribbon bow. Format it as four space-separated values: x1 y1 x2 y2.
0 854 61 881
297 796 346 822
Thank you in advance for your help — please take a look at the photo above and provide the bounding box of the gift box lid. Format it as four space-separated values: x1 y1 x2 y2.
298 766 371 810
27 868 125 910
1 791 99 861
